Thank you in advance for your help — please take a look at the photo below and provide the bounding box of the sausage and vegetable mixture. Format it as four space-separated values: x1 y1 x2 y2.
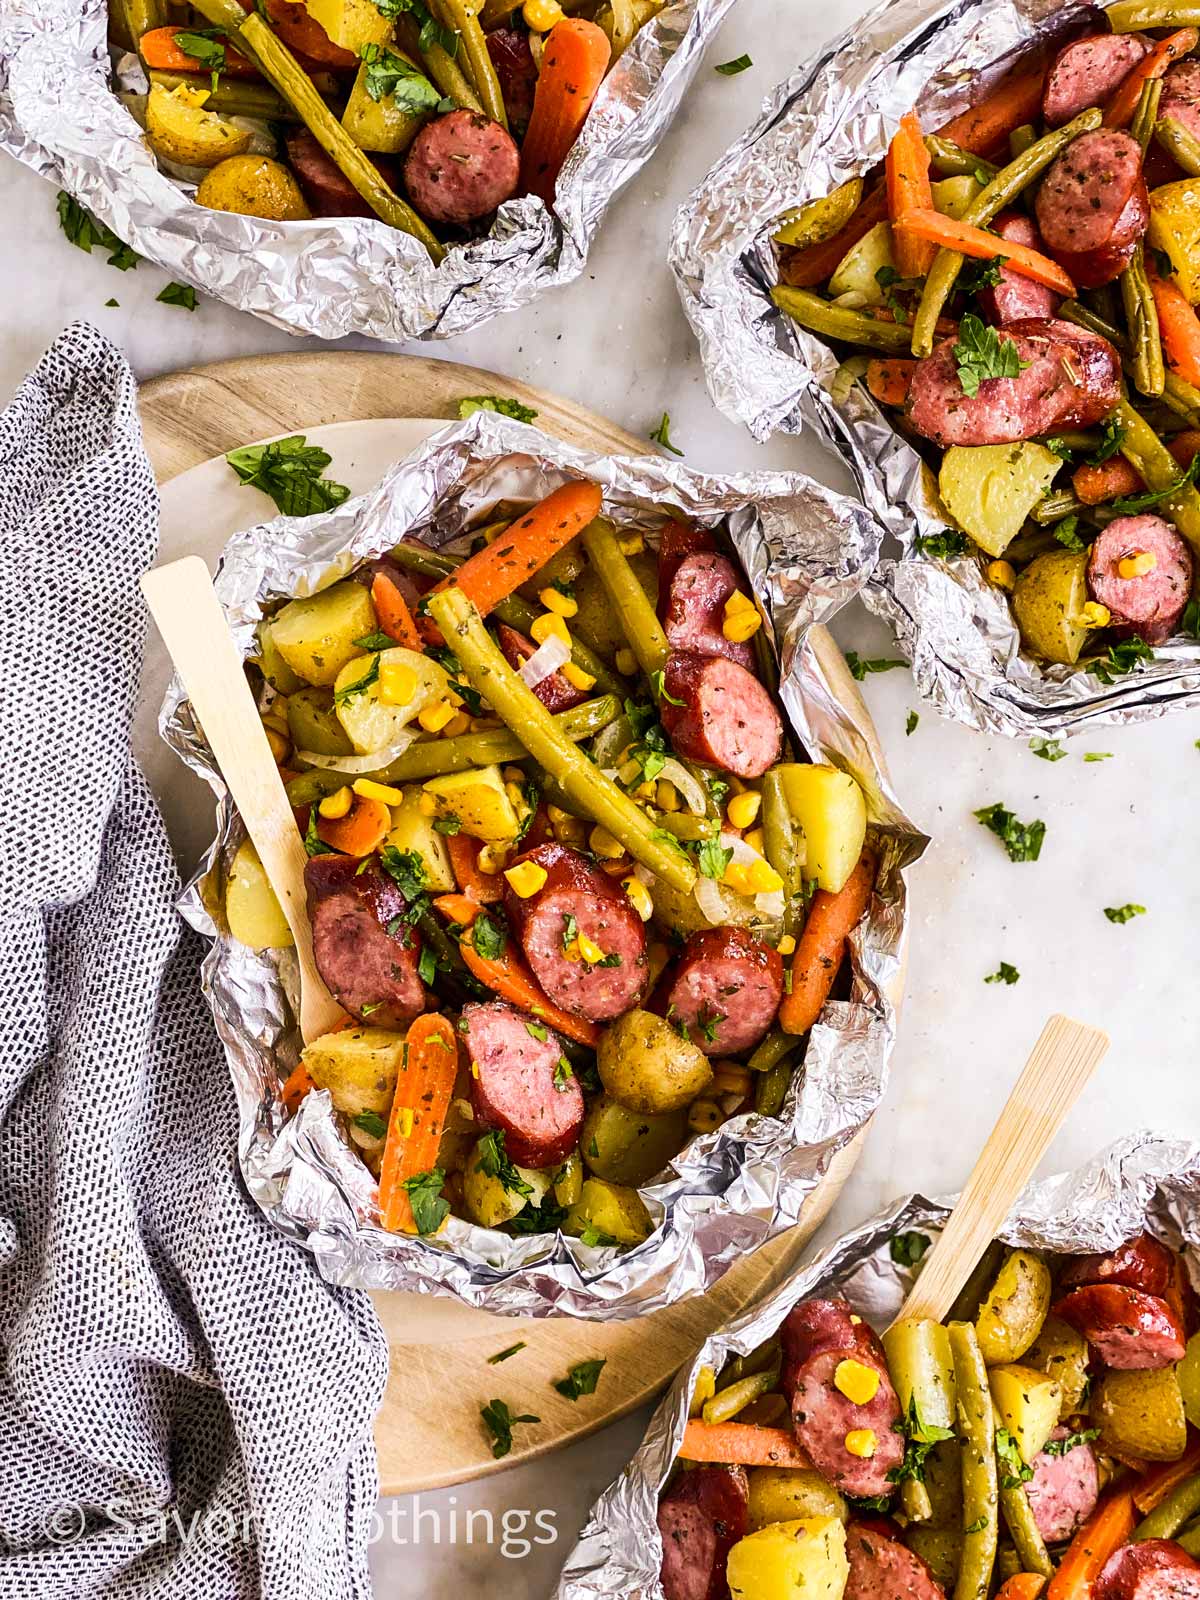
109 0 660 258
658 1230 1200 1600
224 479 876 1244
773 2 1200 672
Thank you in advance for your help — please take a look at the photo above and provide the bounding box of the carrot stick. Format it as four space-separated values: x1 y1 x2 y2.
1105 28 1198 129
1133 1438 1200 1513
1046 1490 1137 1600
378 1013 459 1234
778 849 876 1036
866 358 917 407
1150 272 1200 389
460 925 599 1047
936 64 1048 155
371 571 422 652
894 208 1076 294
519 17 611 205
887 111 937 277
446 833 504 904
432 892 480 926
316 795 391 856
778 184 889 290
681 1420 812 1469
281 1062 314 1113
1073 431 1200 503
997 1576 1048 1600
139 25 259 76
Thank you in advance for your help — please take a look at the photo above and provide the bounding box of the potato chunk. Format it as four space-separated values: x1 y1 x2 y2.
421 765 520 843
989 1363 1063 1463
1026 1315 1090 1420
334 646 450 754
778 763 867 894
461 1135 553 1228
1149 178 1200 304
563 1177 653 1246
747 1470 848 1532
939 442 1062 558
726 1516 848 1600
301 1026 407 1121
145 82 252 168
270 581 376 686
385 786 455 891
1012 549 1091 665
225 839 293 950
975 1249 1051 1364
827 221 896 304
1091 1366 1187 1461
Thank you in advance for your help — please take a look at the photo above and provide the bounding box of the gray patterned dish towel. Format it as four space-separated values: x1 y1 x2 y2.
0 323 387 1599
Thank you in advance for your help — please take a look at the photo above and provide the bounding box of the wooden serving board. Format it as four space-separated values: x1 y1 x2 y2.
138 351 889 1494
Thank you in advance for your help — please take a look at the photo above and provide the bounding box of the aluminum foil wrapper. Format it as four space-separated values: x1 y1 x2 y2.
0 0 731 341
670 0 1200 736
158 409 926 1319
558 1129 1200 1597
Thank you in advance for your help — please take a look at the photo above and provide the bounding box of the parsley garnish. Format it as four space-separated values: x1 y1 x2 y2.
304 809 334 857
650 412 684 456
1087 416 1127 465
432 812 461 835
996 1428 1033 1489
480 1398 539 1459
914 529 968 559
963 1517 987 1535
1030 736 1066 762
1042 436 1076 462
472 910 507 961
56 192 138 270
475 1130 532 1197
715 53 752 74
699 1010 725 1044
696 839 734 881
847 1495 892 1514
371 0 457 54
173 28 225 91
525 1021 549 1042
553 1057 573 1092
457 394 539 424
488 1343 526 1364
579 1224 619 1247
379 845 428 902
890 1231 931 1267
985 962 1020 985
333 655 380 705
417 945 437 985
875 264 909 325
1053 513 1087 552
226 435 351 518
1043 1428 1100 1455
401 1167 450 1235
1111 454 1200 515
952 314 1030 399
1087 638 1155 684
974 803 1045 863
649 669 686 705
1085 751 1113 762
906 710 919 735
157 281 197 312
1183 598 1200 637
650 827 690 857
888 1394 956 1486
360 43 452 111
426 644 484 716
1104 903 1146 923
554 1358 606 1400
506 1197 569 1234
957 256 1008 297
845 652 906 680
353 1110 387 1138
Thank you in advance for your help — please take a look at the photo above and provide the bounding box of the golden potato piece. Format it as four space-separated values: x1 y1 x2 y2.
461 1135 553 1229
1012 549 1092 666
1025 1315 1090 1420
989 1363 1063 1463
939 442 1062 559
422 765 520 844
564 1177 653 1246
826 220 895 304
1091 1366 1187 1462
225 839 293 950
726 1516 848 1600
196 154 311 221
778 762 867 894
301 1026 406 1121
975 1249 1051 1364
747 1470 848 1532
596 1009 713 1115
145 82 252 169
579 1094 687 1187
1149 178 1200 304
270 581 376 687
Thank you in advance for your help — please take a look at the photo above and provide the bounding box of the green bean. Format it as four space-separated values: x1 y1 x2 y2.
949 1321 999 1600
1134 1474 1200 1541
1178 1522 1200 1558
882 1318 957 1524
925 136 997 180
748 1029 798 1075
580 517 672 678
1107 1 1200 29
654 811 716 841
112 0 167 47
1117 397 1200 554
1040 429 1102 453
1061 298 1126 348
427 586 697 892
191 0 444 261
1122 243 1165 398
417 909 488 1003
434 0 507 127
772 287 913 353
1156 115 1200 176
421 40 484 112
1165 373 1200 427
1031 492 1085 525
717 1337 781 1389
762 769 804 935
1009 123 1036 160
146 69 298 120
1133 78 1164 153
910 108 1103 358
995 1544 1022 1583
1000 1483 1053 1577
948 1241 1005 1324
754 1058 793 1117
702 1369 780 1425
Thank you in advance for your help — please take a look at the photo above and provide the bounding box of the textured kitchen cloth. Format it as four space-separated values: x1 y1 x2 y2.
0 322 388 1600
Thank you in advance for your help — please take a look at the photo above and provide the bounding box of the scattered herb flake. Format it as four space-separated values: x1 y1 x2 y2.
554 1358 606 1400
360 42 452 110
553 1057 574 1092
353 631 395 651
1111 454 1200 516
905 710 919 735
714 53 752 74
104 297 119 308
475 1130 533 1197
458 394 539 424
890 1231 931 1267
985 962 1020 986
1053 514 1087 553
963 1517 987 1535
488 1342 526 1364
333 655 380 705
1103 903 1146 923
353 1110 388 1139
1030 736 1066 762
401 1167 450 1235
974 803 1045 863
649 668 686 705
1087 638 1155 684
996 1427 1033 1489
525 1021 549 1042
1084 751 1113 762
371 0 458 55
1043 1428 1100 1456
472 910 507 961
845 652 906 680
156 281 198 312
957 256 1008 297
379 845 428 902
56 191 138 270
480 1398 539 1459
226 435 351 519
1042 436 1076 462
579 1224 619 1247
173 28 226 90
432 812 462 835
417 945 438 985
304 809 335 857
914 529 968 559
696 839 734 881
1183 597 1200 638
1087 416 1127 465
888 1394 955 1486
650 412 684 456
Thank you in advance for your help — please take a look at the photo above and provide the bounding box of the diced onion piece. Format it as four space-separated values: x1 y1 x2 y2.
830 355 869 406
657 757 708 817
518 632 571 689
294 733 417 775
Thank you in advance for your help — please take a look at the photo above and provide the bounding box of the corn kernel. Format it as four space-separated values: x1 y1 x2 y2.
443 711 472 738
777 934 797 956
547 804 573 825
834 1358 882 1406
622 875 654 922
688 1098 723 1134
397 1106 415 1139
1082 601 1111 628
723 593 762 643
746 858 784 894
419 792 439 817
615 648 638 677
562 938 582 963
503 766 525 784
850 1314 862 1325
1118 550 1158 579
844 1429 877 1458
712 1062 752 1098
418 700 456 733
476 518 511 545
726 790 762 830
353 777 405 806
318 785 353 819
522 0 563 29
724 590 756 614
264 726 290 764
744 827 766 857
531 611 571 647
470 1060 480 1079
478 843 511 875
539 585 578 617
985 559 1016 592
504 860 547 898
690 1365 717 1417
617 530 644 555
590 825 625 859
379 661 419 705
723 862 753 895
576 931 606 964
618 756 643 787
562 660 596 692
657 779 680 812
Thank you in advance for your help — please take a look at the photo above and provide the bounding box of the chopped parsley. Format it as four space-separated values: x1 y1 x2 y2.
650 412 684 456
578 1224 619 1247
371 0 458 55
996 1427 1033 1489
914 529 968 559
696 839 734 881
1042 436 1076 462
157 282 197 312
488 1343 526 1364
480 1398 539 1459
333 655 380 705
353 1110 388 1139
1087 416 1127 465
472 909 507 961
360 43 452 111
173 28 225 90
1030 736 1066 762
417 945 438 985
974 803 1045 863
554 1358 606 1400
458 394 539 424
875 265 909 325
506 1197 568 1234
432 813 462 835
985 962 1020 986
1183 598 1200 638
845 652 906 680
553 1057 574 1092
957 256 1008 298
1043 1428 1100 1456
56 192 138 270
353 631 394 652
890 1231 931 1267
952 314 1030 399
401 1167 450 1235
649 669 686 705
888 1395 955 1486
1087 637 1155 684
1084 751 1113 762
525 1021 549 1042
1053 514 1087 553
1104 903 1146 923
1111 453 1200 515
846 1495 892 1514
304 809 334 857
426 645 484 717
699 1010 726 1045
963 1517 988 1535
475 1130 532 1197
226 435 352 519
906 710 919 735
714 53 753 74
379 845 428 902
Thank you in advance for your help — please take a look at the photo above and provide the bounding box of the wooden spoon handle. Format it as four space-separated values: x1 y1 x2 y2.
893 1013 1109 1327
141 555 343 1043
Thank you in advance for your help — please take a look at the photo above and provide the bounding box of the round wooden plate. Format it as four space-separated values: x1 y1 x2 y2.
138 351 892 1494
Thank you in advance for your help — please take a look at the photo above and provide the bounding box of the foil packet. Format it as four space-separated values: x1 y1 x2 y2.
0 0 732 342
670 0 1200 736
557 1129 1200 1596
159 409 926 1319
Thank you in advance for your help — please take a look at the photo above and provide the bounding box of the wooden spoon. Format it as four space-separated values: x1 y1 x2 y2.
141 555 345 1044
890 1013 1110 1327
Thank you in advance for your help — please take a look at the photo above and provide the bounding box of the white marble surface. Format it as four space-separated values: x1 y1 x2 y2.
5 0 1200 1591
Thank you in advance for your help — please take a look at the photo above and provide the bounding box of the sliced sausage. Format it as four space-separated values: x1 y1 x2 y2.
660 651 783 780
1097 1541 1200 1600
1036 130 1147 256
1026 1426 1100 1544
1043 33 1152 127
497 623 588 713
658 1465 749 1600
249 0 358 67
785 1313 905 1498
486 27 538 139
906 318 1122 447
503 842 650 1021
463 999 583 1169
305 853 425 1028
403 109 520 224
1086 515 1194 643
661 552 755 670
1161 60 1200 147
1049 183 1149 290
659 521 716 599
780 1297 861 1395
844 1523 944 1600
980 212 1062 324
285 129 398 219
1061 1232 1177 1297
1052 1284 1187 1369
653 926 784 1056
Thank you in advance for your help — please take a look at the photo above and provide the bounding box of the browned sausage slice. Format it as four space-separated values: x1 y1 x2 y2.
784 1313 904 1498
1061 1231 1177 1296
980 212 1062 324
285 129 398 218
1097 1541 1200 1600
652 926 784 1055
463 999 583 1168
497 623 588 713
1036 131 1146 256
1043 33 1151 127
1049 182 1149 290
403 109 520 224
844 1523 944 1600
1052 1284 1187 1369
503 842 650 1021
662 551 755 670
305 853 425 1027
780 1297 860 1395
658 1465 749 1600
1161 60 1200 145
660 651 783 779
1026 1427 1100 1544
1086 515 1194 643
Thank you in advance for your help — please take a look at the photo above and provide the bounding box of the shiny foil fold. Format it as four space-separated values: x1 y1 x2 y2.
0 0 732 341
159 410 926 1319
557 1130 1200 1596
670 0 1200 736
